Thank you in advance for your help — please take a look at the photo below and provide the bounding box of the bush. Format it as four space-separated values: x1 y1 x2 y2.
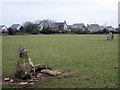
69 28 89 34
8 28 15 35
40 27 51 34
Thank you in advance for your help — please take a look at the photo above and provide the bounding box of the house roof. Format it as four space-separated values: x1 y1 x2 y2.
73 23 85 28
68 23 85 28
105 26 114 29
68 25 75 28
88 24 101 28
0 25 6 29
101 26 105 29
90 24 99 26
10 24 21 28
105 26 115 31
87 24 102 31
51 22 64 27
40 21 49 27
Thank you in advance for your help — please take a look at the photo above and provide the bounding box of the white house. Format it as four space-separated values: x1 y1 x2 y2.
38 23 44 31
0 25 7 32
68 23 85 28
63 21 68 31
39 21 69 31
105 26 116 32
68 23 86 31
87 24 102 32
10 24 22 31
73 23 85 28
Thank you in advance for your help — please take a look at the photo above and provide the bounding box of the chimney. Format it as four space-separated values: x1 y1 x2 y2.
64 21 66 24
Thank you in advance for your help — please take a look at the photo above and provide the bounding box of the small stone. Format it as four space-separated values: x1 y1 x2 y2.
10 79 14 83
37 78 41 80
4 78 10 81
36 75 40 78
33 78 37 80
34 80 39 82
49 71 61 76
30 83 34 85
29 79 33 82
41 70 61 76
57 71 61 75
20 82 28 85
37 73 42 78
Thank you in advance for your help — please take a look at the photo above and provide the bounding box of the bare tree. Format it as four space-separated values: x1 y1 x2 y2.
36 19 56 28
22 21 39 34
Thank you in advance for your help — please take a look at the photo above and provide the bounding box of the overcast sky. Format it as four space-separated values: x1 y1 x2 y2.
0 0 119 28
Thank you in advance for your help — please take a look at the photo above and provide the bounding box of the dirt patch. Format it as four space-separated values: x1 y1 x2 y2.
83 77 96 81
2 69 72 88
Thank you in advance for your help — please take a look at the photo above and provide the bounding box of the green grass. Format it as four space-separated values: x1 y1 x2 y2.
2 34 118 88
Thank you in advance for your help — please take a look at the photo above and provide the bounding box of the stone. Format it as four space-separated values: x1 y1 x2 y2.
14 43 34 79
34 80 39 82
34 64 52 72
28 58 34 69
37 78 41 80
29 83 34 85
33 77 37 80
107 32 114 40
37 73 42 78
14 43 60 80
41 70 61 76
20 82 28 85
4 78 10 81
29 79 33 82
10 79 14 83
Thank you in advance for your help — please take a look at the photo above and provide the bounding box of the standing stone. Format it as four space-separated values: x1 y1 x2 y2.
14 43 34 79
107 32 114 40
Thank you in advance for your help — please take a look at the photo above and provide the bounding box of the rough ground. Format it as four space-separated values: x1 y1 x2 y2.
2 69 72 88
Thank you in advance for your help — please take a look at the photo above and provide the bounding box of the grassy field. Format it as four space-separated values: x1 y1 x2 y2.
2 34 118 88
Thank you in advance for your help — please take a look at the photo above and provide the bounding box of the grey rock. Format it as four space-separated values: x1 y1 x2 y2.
34 64 52 72
41 70 61 76
29 79 33 82
33 77 37 80
37 73 42 78
34 80 39 82
107 32 114 40
4 78 10 81
20 82 28 85
14 43 34 79
10 79 14 83
29 83 34 85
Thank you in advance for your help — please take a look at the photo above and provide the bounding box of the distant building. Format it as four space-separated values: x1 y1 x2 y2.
68 23 85 28
105 26 116 32
10 24 22 31
0 25 7 32
100 26 105 30
50 21 68 31
87 24 102 32
73 23 85 28
68 25 75 28
0 25 8 35
119 24 120 29
38 23 44 31
38 20 50 31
